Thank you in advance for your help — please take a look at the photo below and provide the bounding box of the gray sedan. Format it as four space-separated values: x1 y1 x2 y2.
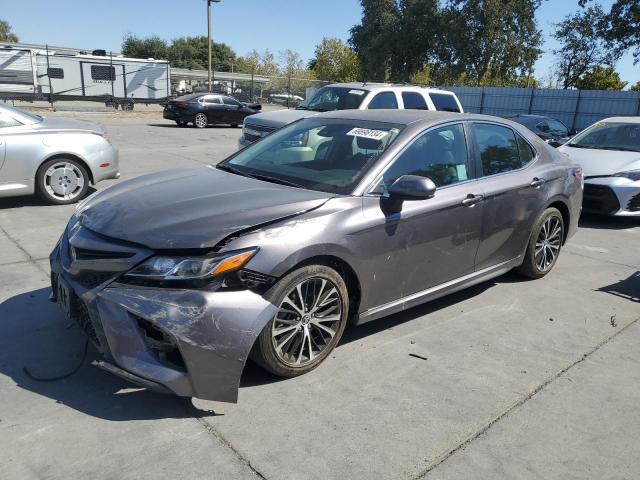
0 103 119 204
50 110 583 403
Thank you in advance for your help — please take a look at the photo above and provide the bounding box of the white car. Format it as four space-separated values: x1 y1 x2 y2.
558 117 640 216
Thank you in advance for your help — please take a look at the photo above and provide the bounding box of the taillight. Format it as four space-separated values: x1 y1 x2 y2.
173 102 188 109
572 166 583 180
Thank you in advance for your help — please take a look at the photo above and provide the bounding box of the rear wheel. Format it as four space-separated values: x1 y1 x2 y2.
251 265 349 377
121 101 134 111
193 113 208 128
35 158 90 205
516 207 564 279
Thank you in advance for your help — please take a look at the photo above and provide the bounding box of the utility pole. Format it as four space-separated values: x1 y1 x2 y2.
207 0 222 93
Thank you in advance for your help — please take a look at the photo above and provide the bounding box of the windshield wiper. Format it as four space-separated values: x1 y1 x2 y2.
216 163 248 177
296 105 309 110
246 173 305 189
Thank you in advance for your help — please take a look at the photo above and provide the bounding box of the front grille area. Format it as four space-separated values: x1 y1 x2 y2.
583 184 620 214
72 246 135 261
134 315 186 370
77 300 100 349
244 123 276 142
75 272 115 290
627 193 640 212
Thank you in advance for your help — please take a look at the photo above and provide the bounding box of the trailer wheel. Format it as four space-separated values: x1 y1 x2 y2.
121 101 134 111
105 101 118 110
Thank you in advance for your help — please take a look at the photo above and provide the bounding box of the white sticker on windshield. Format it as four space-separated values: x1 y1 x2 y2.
349 89 365 95
346 128 388 140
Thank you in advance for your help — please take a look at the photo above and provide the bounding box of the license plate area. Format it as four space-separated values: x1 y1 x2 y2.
54 273 78 319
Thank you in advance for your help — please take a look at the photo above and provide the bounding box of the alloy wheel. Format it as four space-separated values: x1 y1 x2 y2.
271 277 343 367
44 162 85 201
534 215 563 272
194 113 207 128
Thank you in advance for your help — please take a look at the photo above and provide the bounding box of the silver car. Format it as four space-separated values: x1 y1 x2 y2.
0 103 119 204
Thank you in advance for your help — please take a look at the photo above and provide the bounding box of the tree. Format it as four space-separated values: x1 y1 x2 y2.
122 34 168 59
631 80 640 91
0 19 18 42
575 66 628 90
553 5 619 89
310 38 360 82
167 37 236 71
236 49 280 76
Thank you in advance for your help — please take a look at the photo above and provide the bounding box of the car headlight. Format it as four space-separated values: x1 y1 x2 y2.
612 170 640 181
125 248 257 281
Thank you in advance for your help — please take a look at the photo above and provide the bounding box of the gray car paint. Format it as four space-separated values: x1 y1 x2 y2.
51 110 582 403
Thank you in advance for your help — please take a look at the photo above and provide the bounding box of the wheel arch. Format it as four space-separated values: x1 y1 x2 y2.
544 196 571 244
39 152 95 185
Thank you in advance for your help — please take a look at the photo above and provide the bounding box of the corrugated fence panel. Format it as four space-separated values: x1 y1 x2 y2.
444 86 640 130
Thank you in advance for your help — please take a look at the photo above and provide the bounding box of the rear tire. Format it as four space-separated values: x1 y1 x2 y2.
516 207 564 279
35 157 90 205
251 265 349 377
193 113 208 128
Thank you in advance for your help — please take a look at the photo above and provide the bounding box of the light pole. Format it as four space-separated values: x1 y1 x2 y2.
207 0 222 93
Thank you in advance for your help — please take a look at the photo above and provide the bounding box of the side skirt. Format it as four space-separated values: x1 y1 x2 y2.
355 257 522 325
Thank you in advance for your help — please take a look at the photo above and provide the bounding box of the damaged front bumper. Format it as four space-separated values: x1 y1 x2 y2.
49 224 277 403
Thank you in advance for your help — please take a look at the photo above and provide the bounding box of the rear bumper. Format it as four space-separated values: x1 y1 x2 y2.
163 110 190 122
49 227 277 403
584 178 640 216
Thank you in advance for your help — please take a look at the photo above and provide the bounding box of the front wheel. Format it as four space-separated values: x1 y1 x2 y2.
193 113 208 128
516 207 564 279
35 158 90 205
251 265 349 377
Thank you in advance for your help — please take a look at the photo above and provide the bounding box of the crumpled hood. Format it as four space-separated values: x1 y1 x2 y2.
558 145 640 176
32 117 105 134
243 109 318 129
77 166 333 249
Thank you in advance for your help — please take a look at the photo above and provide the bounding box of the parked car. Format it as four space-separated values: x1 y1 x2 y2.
163 93 261 128
558 116 640 216
50 110 582 403
0 103 119 204
268 93 305 105
238 82 464 148
508 114 576 147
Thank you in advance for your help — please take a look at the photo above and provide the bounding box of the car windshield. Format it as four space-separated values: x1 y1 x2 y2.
0 103 43 125
297 87 367 112
219 118 403 194
568 122 640 152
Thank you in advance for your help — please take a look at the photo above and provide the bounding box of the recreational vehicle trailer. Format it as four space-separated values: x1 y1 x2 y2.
0 45 170 110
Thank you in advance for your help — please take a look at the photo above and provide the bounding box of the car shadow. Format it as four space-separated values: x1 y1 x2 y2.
579 213 639 230
147 123 239 129
597 271 640 303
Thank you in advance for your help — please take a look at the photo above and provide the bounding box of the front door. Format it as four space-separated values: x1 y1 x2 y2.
221 96 244 124
201 95 227 124
80 62 126 98
360 122 483 307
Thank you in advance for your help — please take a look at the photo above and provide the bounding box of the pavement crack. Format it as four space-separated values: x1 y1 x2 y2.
184 403 268 480
564 248 640 270
414 315 640 479
0 225 50 277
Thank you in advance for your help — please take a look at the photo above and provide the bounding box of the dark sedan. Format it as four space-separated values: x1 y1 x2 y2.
50 110 582 403
508 114 577 147
163 93 261 128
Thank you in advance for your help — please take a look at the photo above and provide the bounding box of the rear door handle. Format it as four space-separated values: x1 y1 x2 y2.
461 194 483 207
530 177 546 188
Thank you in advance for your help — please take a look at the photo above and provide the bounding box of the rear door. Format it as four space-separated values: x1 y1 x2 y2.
401 91 429 110
202 95 226 123
469 122 547 270
365 91 399 110
80 62 126 98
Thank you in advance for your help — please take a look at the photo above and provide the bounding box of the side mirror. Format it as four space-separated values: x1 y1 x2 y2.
388 175 436 200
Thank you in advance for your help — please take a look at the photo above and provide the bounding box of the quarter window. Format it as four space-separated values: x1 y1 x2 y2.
371 123 469 194
368 92 398 110
472 123 533 176
401 92 428 110
429 93 460 112
90 65 116 81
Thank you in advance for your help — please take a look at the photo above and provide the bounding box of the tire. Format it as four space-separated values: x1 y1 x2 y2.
516 207 564 279
251 265 349 377
35 157 90 205
121 101 134 111
176 120 188 127
193 113 208 128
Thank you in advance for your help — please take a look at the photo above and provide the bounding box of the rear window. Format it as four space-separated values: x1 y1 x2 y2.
401 92 428 110
429 93 460 113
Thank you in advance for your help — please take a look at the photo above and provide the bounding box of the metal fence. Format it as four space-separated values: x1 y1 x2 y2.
447 86 640 130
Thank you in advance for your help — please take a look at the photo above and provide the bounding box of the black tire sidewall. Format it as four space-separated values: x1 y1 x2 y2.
255 265 349 377
35 158 90 205
519 207 564 278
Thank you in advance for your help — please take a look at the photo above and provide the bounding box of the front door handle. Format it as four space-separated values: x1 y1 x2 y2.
530 177 546 188
461 194 483 207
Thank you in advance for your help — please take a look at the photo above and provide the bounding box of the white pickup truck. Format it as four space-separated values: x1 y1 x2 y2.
239 82 464 148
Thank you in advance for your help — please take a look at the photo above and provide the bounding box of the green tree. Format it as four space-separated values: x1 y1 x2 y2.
235 49 279 76
553 5 620 89
168 37 236 71
575 66 628 90
0 19 18 42
310 37 360 82
630 80 640 91
122 34 168 59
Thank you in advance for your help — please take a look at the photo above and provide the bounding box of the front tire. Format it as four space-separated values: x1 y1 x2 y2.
516 207 564 279
252 265 349 377
193 113 208 128
35 158 90 205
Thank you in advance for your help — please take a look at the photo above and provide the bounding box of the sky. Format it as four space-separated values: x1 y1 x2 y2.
3 0 639 87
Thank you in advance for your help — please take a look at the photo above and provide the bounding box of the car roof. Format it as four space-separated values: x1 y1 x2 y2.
325 82 456 94
599 116 640 124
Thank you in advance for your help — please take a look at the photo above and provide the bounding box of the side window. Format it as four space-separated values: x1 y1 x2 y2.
222 96 241 106
536 121 550 133
547 119 569 136
472 123 531 176
203 95 221 104
371 123 469 194
48 67 64 79
0 114 22 128
367 92 398 110
429 93 460 112
401 92 428 110
90 65 116 81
